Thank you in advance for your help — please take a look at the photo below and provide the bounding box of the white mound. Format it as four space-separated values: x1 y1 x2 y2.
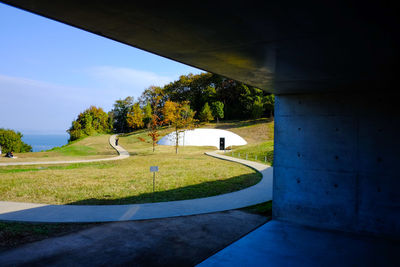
158 128 247 149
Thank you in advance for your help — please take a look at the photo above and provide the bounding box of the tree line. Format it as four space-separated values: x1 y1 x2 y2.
67 72 275 144
0 128 32 154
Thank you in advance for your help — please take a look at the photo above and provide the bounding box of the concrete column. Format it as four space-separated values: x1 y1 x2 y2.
273 92 400 238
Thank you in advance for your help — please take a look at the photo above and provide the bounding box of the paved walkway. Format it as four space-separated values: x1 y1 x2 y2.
0 135 129 167
0 151 273 222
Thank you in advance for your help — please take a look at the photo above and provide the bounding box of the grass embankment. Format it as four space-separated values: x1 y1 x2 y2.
0 135 116 163
0 122 268 205
204 118 274 165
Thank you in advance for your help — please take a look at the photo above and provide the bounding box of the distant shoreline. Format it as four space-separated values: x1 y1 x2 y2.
22 134 69 152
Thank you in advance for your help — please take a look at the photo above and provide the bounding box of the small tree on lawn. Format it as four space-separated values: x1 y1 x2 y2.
168 101 197 154
211 101 224 123
147 98 161 152
179 102 197 151
148 112 161 152
199 102 214 123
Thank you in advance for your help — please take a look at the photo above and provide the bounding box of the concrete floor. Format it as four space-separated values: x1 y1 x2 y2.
0 210 268 266
198 220 400 267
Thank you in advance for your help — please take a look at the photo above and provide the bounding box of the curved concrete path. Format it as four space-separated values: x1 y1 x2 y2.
0 151 273 222
0 135 129 166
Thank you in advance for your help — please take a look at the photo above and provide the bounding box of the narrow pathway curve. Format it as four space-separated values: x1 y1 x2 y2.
0 135 129 166
0 152 273 222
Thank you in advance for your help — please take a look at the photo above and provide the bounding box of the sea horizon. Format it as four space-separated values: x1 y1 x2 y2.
21 133 69 152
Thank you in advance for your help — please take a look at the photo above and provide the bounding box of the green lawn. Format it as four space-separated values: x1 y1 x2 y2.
0 134 116 163
229 141 274 165
0 119 273 205
211 118 275 165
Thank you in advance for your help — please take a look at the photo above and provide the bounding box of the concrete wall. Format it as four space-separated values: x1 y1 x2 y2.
273 92 400 238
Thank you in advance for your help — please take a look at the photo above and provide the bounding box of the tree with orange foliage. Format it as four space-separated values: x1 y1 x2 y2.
148 112 161 152
162 100 177 126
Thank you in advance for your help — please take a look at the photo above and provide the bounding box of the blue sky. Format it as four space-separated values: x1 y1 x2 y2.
0 3 202 134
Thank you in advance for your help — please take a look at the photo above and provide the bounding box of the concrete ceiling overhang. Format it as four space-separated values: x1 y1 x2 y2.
2 1 399 94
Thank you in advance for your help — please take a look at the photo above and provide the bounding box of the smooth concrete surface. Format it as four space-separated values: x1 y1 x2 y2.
273 92 400 239
0 134 129 166
0 152 272 222
198 220 400 267
0 210 268 266
3 1 398 93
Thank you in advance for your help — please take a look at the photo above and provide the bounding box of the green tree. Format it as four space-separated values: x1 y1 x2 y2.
68 106 111 141
264 94 275 118
0 128 32 153
211 101 224 123
199 102 214 122
127 102 144 129
143 102 152 127
251 96 264 119
163 73 217 116
139 86 165 112
110 96 134 133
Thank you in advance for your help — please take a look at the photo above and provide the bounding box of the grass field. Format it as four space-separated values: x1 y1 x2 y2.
209 118 275 165
0 119 275 205
0 120 273 250
0 134 116 163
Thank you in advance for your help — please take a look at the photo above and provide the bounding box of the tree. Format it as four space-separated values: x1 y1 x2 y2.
251 96 264 119
162 100 177 126
67 106 111 141
143 102 152 127
199 102 214 122
110 96 134 133
163 73 215 114
264 94 275 118
139 86 165 112
147 98 162 152
127 102 144 129
211 101 224 123
166 101 197 154
0 128 32 153
148 113 161 152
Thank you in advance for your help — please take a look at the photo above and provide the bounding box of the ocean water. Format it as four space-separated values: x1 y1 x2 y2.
22 134 69 152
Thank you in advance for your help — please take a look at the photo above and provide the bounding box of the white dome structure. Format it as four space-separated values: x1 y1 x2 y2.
158 128 247 149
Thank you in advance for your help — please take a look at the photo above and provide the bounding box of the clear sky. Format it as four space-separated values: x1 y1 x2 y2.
0 3 202 134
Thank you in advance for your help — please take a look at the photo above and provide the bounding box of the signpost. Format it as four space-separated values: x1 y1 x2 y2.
150 166 158 197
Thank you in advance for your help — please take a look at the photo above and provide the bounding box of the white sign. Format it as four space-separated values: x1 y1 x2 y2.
150 166 159 172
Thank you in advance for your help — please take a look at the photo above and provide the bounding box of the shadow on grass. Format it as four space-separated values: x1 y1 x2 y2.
66 172 262 205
